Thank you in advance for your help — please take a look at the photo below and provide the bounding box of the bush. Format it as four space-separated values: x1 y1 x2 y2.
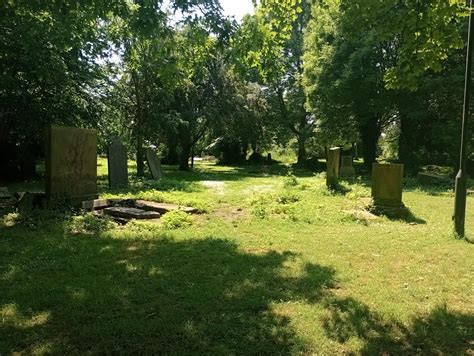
68 213 117 235
249 194 273 219
276 191 300 204
161 211 193 229
283 173 298 188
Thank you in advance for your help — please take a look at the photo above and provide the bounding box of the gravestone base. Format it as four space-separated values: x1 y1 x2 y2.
369 203 410 220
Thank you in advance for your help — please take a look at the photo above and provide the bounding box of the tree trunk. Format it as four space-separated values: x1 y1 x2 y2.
398 113 419 173
178 124 192 171
297 134 307 165
136 135 145 177
132 71 145 177
179 143 191 171
359 117 379 170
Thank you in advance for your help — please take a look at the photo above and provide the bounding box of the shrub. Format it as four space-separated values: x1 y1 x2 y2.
68 213 117 235
161 211 193 229
276 191 300 204
283 173 299 188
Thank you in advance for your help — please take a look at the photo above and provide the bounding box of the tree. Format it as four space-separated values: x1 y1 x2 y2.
232 0 315 165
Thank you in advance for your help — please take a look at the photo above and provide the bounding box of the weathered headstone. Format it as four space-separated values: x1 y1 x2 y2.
46 126 97 200
107 139 128 188
326 147 341 188
340 155 355 177
145 148 163 180
371 163 404 207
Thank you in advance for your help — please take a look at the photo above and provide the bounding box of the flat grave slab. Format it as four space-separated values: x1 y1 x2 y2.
103 207 161 220
135 200 199 214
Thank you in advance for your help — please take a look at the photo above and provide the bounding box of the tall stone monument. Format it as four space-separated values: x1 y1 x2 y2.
46 126 97 200
146 148 163 180
326 147 341 188
340 155 355 177
107 139 128 188
371 163 404 207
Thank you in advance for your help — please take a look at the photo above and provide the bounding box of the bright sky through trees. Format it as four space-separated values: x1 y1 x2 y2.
220 0 254 21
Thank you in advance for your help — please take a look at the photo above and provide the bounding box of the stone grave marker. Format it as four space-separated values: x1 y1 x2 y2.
104 207 160 220
326 147 341 188
107 139 128 188
371 163 404 207
0 187 11 199
46 126 97 201
146 148 163 180
340 155 355 177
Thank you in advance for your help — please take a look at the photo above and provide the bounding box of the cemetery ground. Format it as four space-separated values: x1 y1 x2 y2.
1 158 474 355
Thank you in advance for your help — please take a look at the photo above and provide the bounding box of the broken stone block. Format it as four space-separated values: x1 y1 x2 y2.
82 199 110 211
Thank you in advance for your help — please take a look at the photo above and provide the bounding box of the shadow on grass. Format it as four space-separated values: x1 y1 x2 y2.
0 219 334 354
1 210 473 353
327 183 352 196
370 206 427 225
322 297 474 355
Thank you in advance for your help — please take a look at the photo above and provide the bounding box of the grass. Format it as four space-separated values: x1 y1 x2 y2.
1 158 473 354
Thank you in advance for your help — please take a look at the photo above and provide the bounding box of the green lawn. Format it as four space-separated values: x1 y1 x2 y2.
1 159 473 354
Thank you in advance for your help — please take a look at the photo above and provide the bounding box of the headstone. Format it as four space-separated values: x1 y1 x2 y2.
145 148 163 180
46 126 97 200
107 140 128 188
340 155 355 177
371 163 404 207
326 147 341 188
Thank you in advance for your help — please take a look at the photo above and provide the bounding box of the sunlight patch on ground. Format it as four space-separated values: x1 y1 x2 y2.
243 184 276 195
201 180 225 195
1 304 50 329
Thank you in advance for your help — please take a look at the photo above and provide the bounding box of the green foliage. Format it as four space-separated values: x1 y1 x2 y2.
161 211 194 229
67 213 117 235
283 172 299 188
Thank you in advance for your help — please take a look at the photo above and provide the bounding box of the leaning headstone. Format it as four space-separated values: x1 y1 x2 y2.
340 155 355 177
46 126 97 201
107 139 128 188
326 147 341 188
371 163 404 207
145 148 163 180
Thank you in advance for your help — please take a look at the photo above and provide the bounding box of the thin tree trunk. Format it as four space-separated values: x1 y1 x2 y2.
132 71 145 177
359 117 380 170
